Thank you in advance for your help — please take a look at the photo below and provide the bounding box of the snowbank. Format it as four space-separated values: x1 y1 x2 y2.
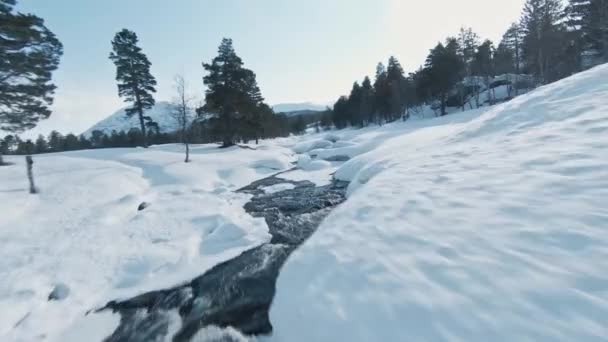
271 64 608 341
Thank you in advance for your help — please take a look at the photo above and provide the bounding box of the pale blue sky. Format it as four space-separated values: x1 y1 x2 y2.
17 0 525 136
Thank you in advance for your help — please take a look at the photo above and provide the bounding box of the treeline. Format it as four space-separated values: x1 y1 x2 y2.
0 112 311 155
328 0 608 128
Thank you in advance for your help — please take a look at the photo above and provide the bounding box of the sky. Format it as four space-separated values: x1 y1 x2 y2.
16 0 526 138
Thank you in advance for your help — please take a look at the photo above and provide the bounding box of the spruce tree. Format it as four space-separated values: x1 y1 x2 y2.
457 28 480 110
359 77 374 126
202 38 267 147
386 56 406 121
47 130 62 152
373 62 389 124
472 40 495 104
347 82 363 127
109 29 157 148
0 0 63 164
520 0 566 83
423 39 464 116
34 134 47 153
585 0 608 61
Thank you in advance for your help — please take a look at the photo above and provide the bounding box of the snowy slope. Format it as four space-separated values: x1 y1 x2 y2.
0 142 297 341
81 101 187 136
271 64 608 341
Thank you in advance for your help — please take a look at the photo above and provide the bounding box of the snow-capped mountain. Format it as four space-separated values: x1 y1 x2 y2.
82 101 178 136
272 102 329 114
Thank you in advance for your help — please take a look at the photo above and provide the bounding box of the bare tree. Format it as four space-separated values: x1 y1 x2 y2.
171 75 193 163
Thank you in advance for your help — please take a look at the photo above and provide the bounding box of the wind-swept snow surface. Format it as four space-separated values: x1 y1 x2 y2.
271 64 608 341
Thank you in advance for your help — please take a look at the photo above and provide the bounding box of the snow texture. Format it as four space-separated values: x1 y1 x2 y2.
271 64 608 341
0 142 296 341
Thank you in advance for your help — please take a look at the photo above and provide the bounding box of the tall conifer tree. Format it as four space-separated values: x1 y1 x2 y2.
0 0 63 163
109 29 157 148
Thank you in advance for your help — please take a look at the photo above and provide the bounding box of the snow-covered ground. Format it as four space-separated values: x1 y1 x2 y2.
0 142 307 341
2 64 607 341
271 64 608 341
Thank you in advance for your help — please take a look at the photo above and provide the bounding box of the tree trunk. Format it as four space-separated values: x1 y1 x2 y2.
134 91 148 148
138 109 148 148
440 93 447 116
0 152 4 165
26 155 37 194
185 143 190 163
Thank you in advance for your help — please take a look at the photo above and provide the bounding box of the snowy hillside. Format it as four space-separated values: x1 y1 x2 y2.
271 64 608 341
1 64 607 341
81 102 186 136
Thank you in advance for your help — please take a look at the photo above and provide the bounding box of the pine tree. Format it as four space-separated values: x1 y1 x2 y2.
472 40 495 104
457 28 480 111
386 56 406 121
90 130 105 148
109 29 157 148
34 134 47 153
585 0 608 61
373 62 389 124
332 96 350 129
47 130 62 152
359 77 374 126
520 0 566 83
423 38 464 116
202 38 267 147
503 23 524 75
0 0 63 164
347 82 363 127
63 133 79 151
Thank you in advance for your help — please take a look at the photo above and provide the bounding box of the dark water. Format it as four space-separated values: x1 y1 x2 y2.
98 175 347 341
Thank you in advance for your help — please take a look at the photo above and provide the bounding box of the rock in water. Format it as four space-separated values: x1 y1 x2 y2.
48 283 70 301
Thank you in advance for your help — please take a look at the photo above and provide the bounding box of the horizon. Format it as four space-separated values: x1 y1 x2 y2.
16 0 525 138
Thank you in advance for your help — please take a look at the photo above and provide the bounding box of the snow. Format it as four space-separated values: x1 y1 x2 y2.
292 139 334 154
4 62 608 341
271 64 608 341
262 183 296 194
0 141 295 341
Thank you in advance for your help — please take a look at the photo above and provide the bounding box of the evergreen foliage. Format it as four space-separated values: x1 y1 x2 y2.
109 29 157 148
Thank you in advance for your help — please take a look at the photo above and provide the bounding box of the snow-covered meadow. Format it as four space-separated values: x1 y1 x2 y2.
1 64 607 341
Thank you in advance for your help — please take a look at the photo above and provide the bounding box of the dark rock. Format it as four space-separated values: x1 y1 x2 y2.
48 283 70 301
137 202 150 211
323 154 351 162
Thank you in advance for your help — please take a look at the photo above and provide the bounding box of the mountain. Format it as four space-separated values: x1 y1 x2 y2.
272 102 329 114
82 102 181 136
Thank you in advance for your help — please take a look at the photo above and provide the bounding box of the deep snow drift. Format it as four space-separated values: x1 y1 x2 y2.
271 64 608 341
